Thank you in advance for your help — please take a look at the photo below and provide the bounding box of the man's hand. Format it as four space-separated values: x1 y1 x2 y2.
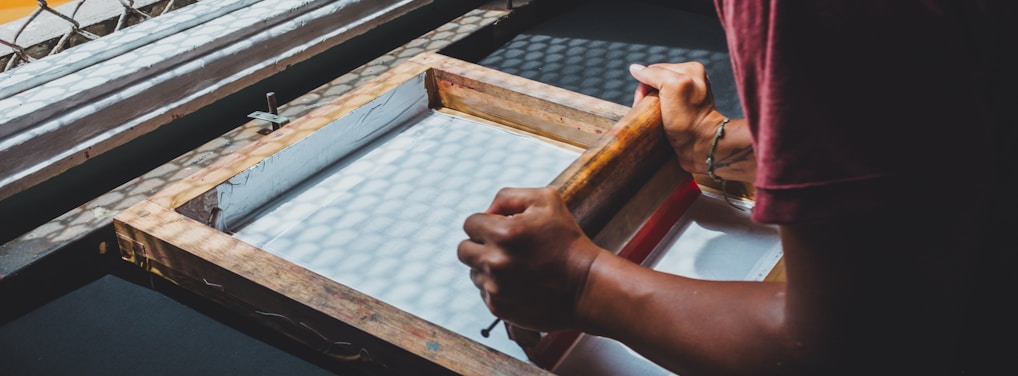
458 187 606 332
631 62 755 183
630 62 728 176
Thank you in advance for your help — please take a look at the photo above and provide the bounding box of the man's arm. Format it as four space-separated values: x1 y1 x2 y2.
460 59 965 375
573 205 962 375
459 163 959 374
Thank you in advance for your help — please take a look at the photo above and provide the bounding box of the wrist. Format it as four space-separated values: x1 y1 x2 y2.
706 116 731 183
700 117 755 184
572 250 642 337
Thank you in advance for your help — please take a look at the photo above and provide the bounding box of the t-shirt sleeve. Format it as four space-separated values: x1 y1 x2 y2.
717 1 1001 224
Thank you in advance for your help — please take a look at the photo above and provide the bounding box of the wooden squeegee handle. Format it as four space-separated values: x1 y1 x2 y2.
549 93 670 236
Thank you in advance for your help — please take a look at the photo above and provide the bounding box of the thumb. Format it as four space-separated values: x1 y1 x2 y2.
505 321 543 347
629 63 660 89
630 64 657 106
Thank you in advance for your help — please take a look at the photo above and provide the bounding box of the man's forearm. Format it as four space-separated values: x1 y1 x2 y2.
574 251 793 376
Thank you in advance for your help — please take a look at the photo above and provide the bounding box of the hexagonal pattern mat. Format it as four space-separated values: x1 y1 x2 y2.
477 0 743 118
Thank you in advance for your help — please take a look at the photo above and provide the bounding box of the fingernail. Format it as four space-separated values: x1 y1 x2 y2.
629 63 646 71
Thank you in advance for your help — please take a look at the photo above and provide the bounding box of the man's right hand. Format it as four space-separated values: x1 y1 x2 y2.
457 187 607 333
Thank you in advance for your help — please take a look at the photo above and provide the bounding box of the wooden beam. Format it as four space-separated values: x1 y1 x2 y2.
115 200 542 376
0 0 431 202
420 51 629 148
550 93 676 236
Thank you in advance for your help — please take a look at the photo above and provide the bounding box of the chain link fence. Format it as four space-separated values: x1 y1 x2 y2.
1 0 200 72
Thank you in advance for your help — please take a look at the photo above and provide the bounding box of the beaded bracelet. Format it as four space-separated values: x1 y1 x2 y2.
705 117 747 210
706 117 730 183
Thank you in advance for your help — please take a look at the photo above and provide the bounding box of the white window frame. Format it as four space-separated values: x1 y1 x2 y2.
0 0 431 201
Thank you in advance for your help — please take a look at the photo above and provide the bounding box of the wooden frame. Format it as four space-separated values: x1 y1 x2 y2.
113 52 701 375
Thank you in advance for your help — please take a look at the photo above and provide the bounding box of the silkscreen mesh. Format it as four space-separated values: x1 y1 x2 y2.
233 110 580 361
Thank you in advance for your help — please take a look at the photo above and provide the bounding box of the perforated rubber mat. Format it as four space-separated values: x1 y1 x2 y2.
478 0 743 118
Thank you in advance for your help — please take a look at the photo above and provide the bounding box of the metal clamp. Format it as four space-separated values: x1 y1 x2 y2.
248 92 290 133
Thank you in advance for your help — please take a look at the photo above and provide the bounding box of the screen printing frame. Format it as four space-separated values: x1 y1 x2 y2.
113 52 706 375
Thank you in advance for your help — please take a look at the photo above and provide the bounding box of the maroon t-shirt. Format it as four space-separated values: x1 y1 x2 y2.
712 1 1015 370
713 0 1010 225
